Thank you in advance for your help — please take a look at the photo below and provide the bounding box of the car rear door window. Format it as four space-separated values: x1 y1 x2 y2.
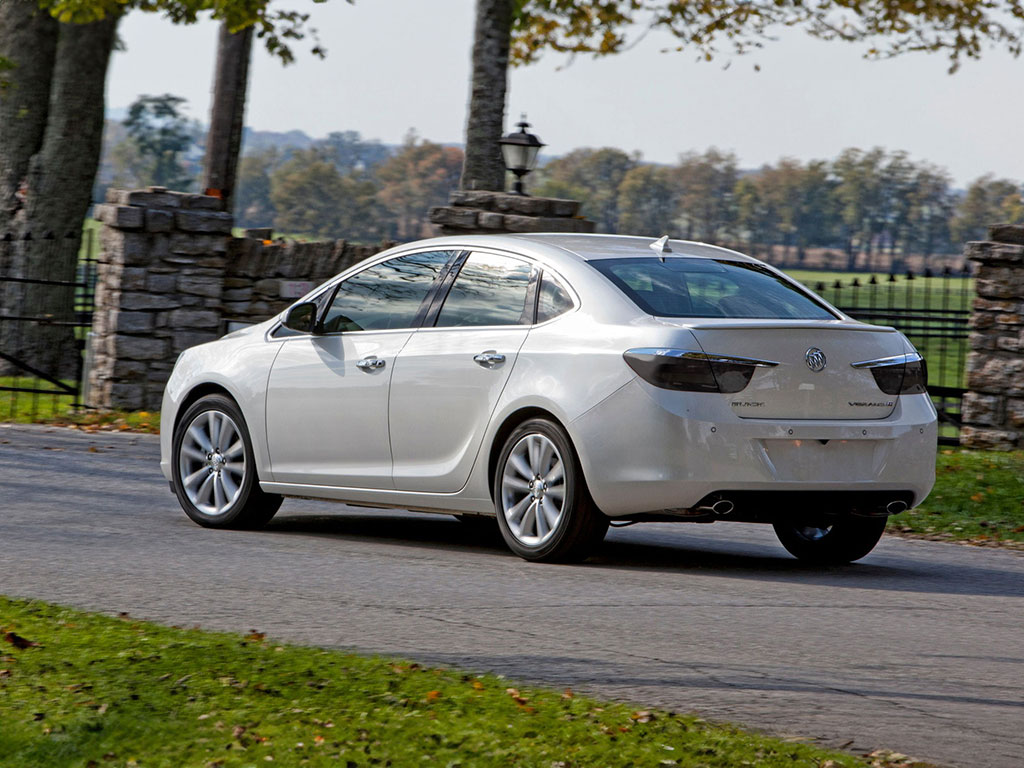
321 251 453 333
435 252 532 327
536 273 573 323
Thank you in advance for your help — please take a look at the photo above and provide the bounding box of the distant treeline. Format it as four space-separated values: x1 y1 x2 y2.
95 104 1023 256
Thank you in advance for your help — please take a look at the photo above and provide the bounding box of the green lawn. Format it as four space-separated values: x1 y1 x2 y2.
897 450 1024 546
0 597 928 768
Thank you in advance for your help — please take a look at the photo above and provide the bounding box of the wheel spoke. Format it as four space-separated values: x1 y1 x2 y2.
544 460 563 485
196 473 214 505
223 462 244 478
506 495 531 525
535 501 549 537
544 483 564 500
207 412 220 451
181 445 206 462
540 498 560 530
213 474 226 511
509 452 533 482
502 473 531 493
225 440 244 460
219 419 236 452
520 500 538 537
220 470 239 500
536 439 554 475
183 468 208 489
188 425 212 453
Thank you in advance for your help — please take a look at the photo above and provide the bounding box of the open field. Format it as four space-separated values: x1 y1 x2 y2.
0 596 910 768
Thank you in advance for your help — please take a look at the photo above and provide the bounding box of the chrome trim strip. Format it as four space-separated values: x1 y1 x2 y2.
850 352 923 369
626 348 779 367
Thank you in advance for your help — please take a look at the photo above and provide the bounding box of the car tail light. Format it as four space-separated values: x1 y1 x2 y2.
623 348 778 394
851 353 928 395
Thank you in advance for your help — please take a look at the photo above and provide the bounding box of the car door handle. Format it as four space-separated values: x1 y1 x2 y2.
473 350 506 368
356 356 386 372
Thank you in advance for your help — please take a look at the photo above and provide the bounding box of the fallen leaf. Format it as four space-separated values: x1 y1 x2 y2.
426 690 441 701
562 688 574 699
471 681 484 691
631 710 656 723
245 631 265 642
3 631 40 650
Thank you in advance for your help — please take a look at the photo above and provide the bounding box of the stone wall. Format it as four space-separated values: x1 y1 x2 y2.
960 225 1024 449
87 187 390 411
429 190 595 235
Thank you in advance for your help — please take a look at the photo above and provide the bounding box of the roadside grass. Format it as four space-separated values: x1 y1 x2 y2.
0 383 158 433
895 450 1024 547
0 597 927 768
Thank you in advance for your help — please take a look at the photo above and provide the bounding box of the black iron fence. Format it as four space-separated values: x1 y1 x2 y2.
802 266 973 445
0 229 99 421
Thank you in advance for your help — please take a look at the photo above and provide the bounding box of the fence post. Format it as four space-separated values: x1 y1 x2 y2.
960 225 1024 449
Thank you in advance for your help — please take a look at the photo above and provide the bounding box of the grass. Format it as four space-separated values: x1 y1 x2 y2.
895 450 1024 547
0 596 928 768
0 381 158 432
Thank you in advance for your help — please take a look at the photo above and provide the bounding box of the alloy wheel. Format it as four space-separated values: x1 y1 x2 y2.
178 409 247 516
500 433 566 547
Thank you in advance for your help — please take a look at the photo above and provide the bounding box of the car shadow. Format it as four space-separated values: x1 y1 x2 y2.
262 509 1024 600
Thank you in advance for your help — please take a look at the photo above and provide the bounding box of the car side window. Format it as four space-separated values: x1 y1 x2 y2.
321 251 452 333
536 273 573 323
435 252 532 328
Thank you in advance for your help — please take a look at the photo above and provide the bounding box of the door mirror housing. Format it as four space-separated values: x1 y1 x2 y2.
283 301 319 334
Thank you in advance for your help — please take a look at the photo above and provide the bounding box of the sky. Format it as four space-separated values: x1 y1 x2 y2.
105 0 1024 187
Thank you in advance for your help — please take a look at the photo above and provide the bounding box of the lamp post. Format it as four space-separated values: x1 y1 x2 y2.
498 116 544 196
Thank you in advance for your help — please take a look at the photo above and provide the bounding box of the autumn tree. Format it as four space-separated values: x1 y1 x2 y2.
675 149 738 244
376 134 464 241
617 165 680 236
952 175 1024 245
533 148 636 233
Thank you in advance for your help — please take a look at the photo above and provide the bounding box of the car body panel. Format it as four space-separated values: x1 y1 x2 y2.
265 330 412 488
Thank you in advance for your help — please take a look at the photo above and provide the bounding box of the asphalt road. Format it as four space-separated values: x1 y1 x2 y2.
1 424 1022 768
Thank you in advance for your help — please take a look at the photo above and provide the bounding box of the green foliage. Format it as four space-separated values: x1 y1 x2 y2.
38 0 348 64
951 174 1024 244
512 0 1024 72
234 148 279 227
616 164 680 236
0 596 881 767
534 147 636 233
269 148 381 241
121 94 195 190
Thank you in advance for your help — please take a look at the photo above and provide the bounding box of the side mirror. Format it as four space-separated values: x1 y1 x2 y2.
283 301 319 334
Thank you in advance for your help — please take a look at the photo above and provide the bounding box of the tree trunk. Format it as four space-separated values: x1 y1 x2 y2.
0 0 59 238
17 13 120 379
460 0 511 192
203 21 253 213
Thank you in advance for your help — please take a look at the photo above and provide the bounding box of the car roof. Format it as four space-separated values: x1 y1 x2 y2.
507 233 755 263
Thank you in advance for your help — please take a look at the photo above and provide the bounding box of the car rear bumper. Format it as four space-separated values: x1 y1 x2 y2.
569 379 937 517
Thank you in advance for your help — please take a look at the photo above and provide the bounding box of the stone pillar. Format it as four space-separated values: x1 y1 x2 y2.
88 187 232 410
429 190 595 235
960 225 1024 449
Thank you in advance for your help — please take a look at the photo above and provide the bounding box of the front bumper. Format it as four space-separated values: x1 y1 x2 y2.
569 379 937 517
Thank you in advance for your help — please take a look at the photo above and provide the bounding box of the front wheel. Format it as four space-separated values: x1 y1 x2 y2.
773 516 887 564
493 419 608 563
172 394 282 529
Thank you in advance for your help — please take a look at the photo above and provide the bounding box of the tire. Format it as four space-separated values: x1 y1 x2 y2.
171 394 282 529
493 418 608 563
773 516 887 564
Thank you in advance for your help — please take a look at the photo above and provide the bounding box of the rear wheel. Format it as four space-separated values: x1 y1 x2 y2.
494 419 608 563
172 395 282 529
773 516 887 564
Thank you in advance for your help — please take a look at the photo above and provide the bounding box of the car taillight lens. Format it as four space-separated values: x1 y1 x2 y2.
854 353 928 395
623 348 777 394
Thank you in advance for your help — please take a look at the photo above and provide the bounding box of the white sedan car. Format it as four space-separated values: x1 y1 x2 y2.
161 233 936 563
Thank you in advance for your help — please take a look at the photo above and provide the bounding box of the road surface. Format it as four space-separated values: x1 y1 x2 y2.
1 424 1022 767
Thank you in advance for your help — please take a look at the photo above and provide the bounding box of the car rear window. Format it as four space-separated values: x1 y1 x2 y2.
591 257 837 320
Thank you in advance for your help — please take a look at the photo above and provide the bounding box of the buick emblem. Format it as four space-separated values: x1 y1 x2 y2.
805 347 827 372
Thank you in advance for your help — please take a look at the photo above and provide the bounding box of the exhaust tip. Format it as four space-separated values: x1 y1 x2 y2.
886 500 909 515
711 499 735 516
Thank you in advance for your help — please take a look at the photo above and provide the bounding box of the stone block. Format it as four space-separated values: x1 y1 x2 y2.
172 330 218 353
988 224 1024 245
503 215 594 233
108 381 145 410
450 190 496 209
119 292 180 311
94 204 144 230
146 273 176 293
996 336 1021 353
962 391 1004 427
123 189 182 208
111 360 147 380
223 277 252 289
429 206 478 228
113 334 168 361
550 198 581 217
175 210 233 234
252 278 280 295
114 311 154 334
120 267 148 291
178 275 222 298
966 240 1024 266
168 233 229 256
479 211 506 229
145 209 174 233
959 425 1019 450
248 300 271 317
181 194 225 211
493 194 551 216
222 287 253 302
168 308 220 329
1007 398 1024 428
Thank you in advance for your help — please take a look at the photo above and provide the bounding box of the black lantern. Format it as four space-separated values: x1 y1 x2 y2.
499 116 545 196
